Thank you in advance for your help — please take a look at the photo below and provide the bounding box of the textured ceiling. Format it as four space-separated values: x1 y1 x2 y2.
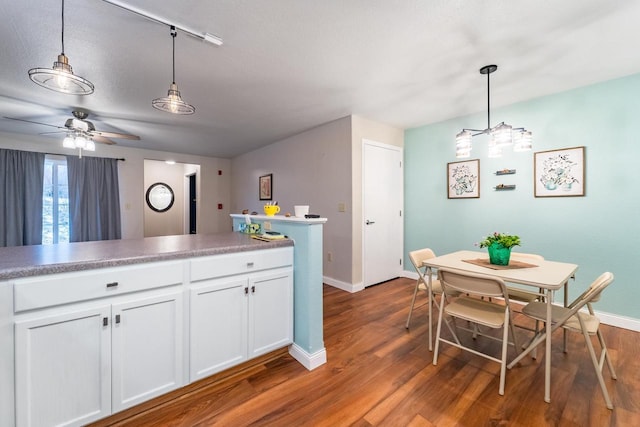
1 0 639 158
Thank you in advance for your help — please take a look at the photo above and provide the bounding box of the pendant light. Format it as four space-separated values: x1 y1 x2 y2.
152 26 195 115
28 0 94 95
455 65 532 158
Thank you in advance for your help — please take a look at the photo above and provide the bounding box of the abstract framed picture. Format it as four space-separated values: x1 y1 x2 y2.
259 173 273 200
534 146 585 197
447 159 480 199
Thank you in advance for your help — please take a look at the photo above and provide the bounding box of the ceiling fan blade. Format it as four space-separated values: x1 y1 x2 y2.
39 131 66 136
91 135 117 145
90 130 140 140
3 116 65 130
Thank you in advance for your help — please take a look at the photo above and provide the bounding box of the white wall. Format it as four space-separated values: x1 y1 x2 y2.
230 115 404 288
0 132 231 239
231 116 353 284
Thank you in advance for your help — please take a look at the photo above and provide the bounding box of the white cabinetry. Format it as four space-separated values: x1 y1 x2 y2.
189 248 293 382
13 261 184 427
15 305 112 427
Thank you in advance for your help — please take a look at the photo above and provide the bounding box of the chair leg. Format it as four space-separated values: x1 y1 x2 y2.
581 324 614 409
432 295 446 366
499 313 510 396
405 281 420 329
596 329 618 380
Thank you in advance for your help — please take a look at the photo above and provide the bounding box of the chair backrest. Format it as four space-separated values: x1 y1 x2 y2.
568 272 614 309
409 248 436 272
409 248 436 284
438 268 508 300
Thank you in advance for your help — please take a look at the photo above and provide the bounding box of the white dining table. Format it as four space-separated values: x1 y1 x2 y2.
422 250 578 403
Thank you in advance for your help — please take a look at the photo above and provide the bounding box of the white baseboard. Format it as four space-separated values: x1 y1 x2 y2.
402 269 640 332
323 276 364 293
289 343 327 370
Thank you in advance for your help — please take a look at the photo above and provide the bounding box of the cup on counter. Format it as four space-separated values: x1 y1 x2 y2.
294 205 309 218
263 205 280 216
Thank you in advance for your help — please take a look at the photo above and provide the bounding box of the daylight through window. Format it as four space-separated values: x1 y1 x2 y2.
42 156 70 244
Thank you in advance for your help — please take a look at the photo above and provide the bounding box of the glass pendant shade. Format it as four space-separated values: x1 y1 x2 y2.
490 122 513 147
152 83 195 115
455 130 472 158
29 53 94 95
62 134 75 148
513 130 533 152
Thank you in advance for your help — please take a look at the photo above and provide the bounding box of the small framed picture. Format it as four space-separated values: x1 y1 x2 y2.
447 159 480 199
259 174 273 200
534 147 585 197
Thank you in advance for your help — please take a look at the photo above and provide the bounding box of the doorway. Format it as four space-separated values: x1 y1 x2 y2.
188 174 197 234
143 159 200 237
362 140 403 287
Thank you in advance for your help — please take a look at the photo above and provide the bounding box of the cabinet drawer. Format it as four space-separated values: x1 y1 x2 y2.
190 247 293 282
13 261 184 312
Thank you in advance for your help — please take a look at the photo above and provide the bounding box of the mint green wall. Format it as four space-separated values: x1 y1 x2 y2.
404 73 640 319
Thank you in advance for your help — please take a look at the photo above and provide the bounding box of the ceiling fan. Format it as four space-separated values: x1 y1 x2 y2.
4 109 141 145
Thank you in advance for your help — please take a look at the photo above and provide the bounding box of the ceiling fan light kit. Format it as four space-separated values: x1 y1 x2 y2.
28 0 94 95
152 26 196 115
455 65 532 158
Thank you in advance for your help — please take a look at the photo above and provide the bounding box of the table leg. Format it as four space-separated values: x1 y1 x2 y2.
545 289 554 403
427 266 433 351
563 281 569 352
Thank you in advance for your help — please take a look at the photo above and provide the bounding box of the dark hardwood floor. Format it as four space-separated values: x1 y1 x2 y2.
94 278 640 426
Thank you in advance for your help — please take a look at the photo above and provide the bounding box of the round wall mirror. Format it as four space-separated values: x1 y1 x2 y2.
146 182 174 213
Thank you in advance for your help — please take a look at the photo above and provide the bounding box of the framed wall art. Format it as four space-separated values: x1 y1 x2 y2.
534 146 585 197
447 159 480 199
259 173 273 200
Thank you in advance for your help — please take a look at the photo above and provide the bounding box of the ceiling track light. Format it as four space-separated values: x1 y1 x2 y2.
101 0 223 46
28 0 94 95
455 65 532 158
152 26 195 115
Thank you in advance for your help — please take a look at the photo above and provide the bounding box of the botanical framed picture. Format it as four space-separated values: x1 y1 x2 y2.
534 146 585 197
447 159 480 199
259 173 273 200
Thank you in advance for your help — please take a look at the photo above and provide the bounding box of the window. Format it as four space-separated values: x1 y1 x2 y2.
42 157 69 244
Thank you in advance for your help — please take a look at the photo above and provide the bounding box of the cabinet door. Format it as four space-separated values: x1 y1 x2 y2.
111 291 184 412
248 268 293 358
190 277 248 381
15 306 112 427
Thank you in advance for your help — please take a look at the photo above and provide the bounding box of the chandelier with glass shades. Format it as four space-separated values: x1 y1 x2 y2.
455 65 532 158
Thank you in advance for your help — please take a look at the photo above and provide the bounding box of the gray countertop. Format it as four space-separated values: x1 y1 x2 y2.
0 232 293 280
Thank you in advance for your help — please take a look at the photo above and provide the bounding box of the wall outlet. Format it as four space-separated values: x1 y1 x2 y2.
338 202 346 212
328 252 333 262
263 221 271 231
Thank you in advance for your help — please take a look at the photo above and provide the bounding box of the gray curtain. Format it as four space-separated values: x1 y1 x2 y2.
0 149 45 246
67 156 122 242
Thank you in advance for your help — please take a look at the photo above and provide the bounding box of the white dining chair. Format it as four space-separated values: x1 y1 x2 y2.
433 268 521 395
406 248 442 351
511 272 617 409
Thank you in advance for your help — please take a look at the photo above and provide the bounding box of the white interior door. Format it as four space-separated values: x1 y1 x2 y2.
363 140 403 287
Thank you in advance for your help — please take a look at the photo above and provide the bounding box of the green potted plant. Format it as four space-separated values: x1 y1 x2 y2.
478 232 521 265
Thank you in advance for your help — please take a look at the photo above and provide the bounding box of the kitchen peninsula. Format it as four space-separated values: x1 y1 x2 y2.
0 227 323 427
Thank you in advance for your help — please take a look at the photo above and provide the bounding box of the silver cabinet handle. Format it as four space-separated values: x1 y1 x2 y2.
115 314 121 324
247 262 254 268
106 282 119 288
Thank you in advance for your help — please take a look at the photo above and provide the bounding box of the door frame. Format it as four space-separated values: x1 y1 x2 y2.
361 139 404 288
